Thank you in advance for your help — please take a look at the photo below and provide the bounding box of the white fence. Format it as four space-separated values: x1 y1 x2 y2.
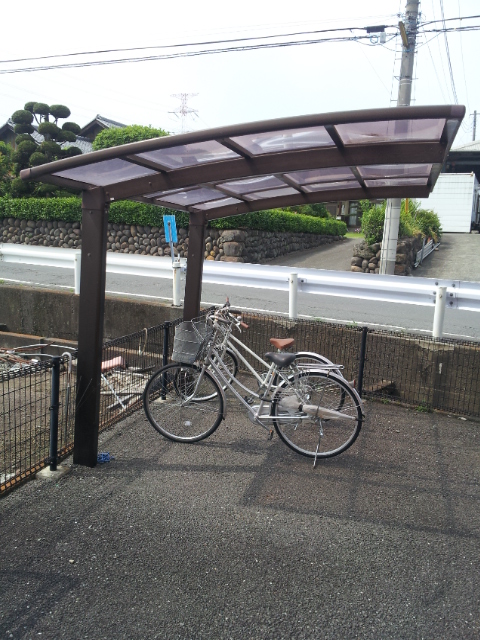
2 243 480 338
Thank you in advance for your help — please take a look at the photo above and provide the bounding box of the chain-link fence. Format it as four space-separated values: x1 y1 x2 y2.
2 309 479 494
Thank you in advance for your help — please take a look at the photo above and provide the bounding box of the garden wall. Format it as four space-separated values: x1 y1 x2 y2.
351 236 424 276
0 217 345 263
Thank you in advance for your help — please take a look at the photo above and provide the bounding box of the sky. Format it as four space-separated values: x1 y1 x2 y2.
1 0 478 147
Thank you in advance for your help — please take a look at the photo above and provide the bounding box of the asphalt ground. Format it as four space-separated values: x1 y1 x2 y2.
1 400 479 639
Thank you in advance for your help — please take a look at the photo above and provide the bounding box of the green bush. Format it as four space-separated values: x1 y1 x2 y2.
412 208 442 241
360 200 418 244
0 198 346 236
210 209 346 235
92 125 169 150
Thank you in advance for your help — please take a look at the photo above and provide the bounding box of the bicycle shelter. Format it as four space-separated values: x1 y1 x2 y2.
21 104 465 466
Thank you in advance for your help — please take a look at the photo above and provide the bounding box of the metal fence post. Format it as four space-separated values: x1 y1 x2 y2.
49 356 61 471
433 286 447 338
289 273 298 319
161 322 171 400
356 327 368 398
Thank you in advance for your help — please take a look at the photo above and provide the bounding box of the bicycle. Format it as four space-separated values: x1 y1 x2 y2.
143 307 364 465
189 302 345 390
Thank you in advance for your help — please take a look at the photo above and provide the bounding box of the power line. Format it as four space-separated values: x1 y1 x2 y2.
1 15 478 67
439 0 458 104
2 25 478 76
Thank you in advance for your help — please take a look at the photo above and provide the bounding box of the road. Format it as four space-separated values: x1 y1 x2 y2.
1 233 479 339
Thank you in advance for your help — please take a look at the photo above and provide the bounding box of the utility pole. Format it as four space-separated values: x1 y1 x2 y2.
473 110 477 141
379 0 420 275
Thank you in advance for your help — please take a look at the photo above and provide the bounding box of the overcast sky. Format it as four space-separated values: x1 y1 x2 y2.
1 0 478 147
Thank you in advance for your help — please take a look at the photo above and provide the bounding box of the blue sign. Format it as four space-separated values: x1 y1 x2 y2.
163 215 178 243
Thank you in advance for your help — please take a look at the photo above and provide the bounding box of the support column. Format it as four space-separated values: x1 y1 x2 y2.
183 212 207 321
73 188 109 467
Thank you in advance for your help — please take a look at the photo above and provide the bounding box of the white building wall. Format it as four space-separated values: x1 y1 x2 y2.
418 173 477 233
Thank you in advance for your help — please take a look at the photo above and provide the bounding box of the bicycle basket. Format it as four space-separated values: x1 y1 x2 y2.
172 319 211 364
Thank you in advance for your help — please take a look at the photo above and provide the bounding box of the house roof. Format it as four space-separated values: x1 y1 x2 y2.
79 114 126 138
451 139 480 153
21 105 465 219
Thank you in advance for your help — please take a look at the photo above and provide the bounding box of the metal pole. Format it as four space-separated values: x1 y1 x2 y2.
356 327 368 398
161 321 171 400
473 110 477 142
49 356 61 471
380 0 420 275
289 273 298 319
433 286 447 338
172 262 181 306
74 251 81 295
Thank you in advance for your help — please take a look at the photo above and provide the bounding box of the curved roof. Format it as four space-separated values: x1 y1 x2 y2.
21 105 465 220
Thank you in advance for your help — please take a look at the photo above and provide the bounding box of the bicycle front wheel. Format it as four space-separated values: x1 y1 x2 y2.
271 371 362 459
143 363 224 442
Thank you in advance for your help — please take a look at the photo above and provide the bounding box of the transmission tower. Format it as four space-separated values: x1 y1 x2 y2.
170 93 199 134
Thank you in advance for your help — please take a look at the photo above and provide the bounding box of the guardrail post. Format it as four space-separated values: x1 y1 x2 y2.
433 286 447 338
289 273 298 319
172 261 182 306
49 356 61 471
74 251 81 295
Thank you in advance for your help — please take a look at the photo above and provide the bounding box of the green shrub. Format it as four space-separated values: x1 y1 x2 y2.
92 125 169 150
211 209 346 235
0 199 346 236
360 199 422 244
412 208 442 241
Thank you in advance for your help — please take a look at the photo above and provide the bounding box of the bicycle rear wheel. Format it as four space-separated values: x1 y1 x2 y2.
271 370 362 459
143 363 224 442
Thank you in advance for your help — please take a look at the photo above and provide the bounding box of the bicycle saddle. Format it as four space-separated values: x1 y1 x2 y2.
269 337 295 350
264 352 297 368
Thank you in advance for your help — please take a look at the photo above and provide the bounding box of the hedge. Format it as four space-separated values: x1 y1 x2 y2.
0 197 347 236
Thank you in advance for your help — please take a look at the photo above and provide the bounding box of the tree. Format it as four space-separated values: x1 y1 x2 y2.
0 141 14 196
10 101 82 197
92 124 169 150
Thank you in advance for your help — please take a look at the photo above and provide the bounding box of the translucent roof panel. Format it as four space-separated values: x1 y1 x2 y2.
244 187 299 201
157 187 224 206
192 197 242 211
336 119 446 145
219 175 285 194
53 158 157 187
285 166 355 186
230 126 334 155
357 164 432 179
137 141 240 169
21 105 465 216
364 177 429 188
303 180 360 193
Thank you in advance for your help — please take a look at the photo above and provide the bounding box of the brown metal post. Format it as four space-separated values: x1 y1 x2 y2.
73 188 109 467
183 212 207 321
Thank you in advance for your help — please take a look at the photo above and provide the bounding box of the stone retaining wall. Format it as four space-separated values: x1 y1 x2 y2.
351 235 424 276
0 217 345 263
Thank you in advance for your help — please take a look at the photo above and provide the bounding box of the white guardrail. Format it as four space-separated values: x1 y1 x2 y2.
1 244 480 338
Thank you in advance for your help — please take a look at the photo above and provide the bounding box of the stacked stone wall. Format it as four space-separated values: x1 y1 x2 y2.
351 236 424 276
0 217 345 263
